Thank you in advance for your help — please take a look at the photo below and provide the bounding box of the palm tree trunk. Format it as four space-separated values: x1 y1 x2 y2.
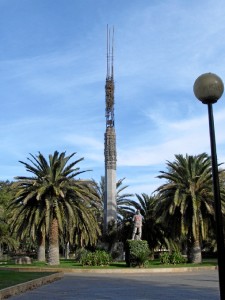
65 241 70 259
48 218 59 265
189 239 202 264
37 230 46 262
149 247 155 260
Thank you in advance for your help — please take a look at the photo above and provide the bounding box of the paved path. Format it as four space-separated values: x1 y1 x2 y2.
9 269 220 300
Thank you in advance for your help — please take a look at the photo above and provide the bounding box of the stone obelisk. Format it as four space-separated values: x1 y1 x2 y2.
104 26 117 232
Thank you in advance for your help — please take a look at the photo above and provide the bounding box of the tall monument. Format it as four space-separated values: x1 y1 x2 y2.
104 26 117 231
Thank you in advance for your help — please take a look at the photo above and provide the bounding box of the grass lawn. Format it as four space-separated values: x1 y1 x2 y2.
0 270 55 289
0 258 217 269
0 259 128 269
0 258 217 290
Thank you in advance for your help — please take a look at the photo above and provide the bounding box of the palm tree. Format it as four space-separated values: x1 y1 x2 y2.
155 153 216 263
134 193 169 257
9 205 46 261
9 151 101 265
116 178 135 221
93 176 134 222
93 177 134 248
0 222 18 258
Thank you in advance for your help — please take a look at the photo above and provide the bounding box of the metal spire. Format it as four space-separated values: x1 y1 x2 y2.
105 25 115 128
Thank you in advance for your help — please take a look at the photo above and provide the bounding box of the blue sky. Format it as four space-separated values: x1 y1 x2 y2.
1 0 225 197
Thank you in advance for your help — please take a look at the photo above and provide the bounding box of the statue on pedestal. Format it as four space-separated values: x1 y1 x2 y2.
132 209 142 240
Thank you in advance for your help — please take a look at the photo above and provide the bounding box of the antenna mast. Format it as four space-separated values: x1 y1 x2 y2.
105 25 115 128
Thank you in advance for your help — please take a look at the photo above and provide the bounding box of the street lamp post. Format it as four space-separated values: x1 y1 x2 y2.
193 73 225 300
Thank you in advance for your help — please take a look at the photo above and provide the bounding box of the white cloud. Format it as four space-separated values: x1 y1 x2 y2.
64 134 103 150
118 106 225 168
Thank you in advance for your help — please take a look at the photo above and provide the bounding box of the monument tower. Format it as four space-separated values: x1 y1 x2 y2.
104 26 117 231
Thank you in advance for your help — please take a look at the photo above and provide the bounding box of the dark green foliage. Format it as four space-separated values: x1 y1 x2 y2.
159 252 170 264
134 193 169 254
79 250 112 266
9 151 101 265
0 181 18 254
74 248 89 261
125 240 150 268
160 251 187 265
92 176 135 239
101 220 118 249
155 153 216 263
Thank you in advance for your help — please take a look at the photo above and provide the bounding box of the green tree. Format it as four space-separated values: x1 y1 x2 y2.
0 223 18 258
155 153 216 263
134 193 169 257
9 204 46 261
9 151 101 265
0 181 18 257
116 178 135 221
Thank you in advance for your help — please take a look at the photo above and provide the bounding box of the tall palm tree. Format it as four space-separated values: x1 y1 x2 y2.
155 153 216 263
9 151 101 265
134 193 169 256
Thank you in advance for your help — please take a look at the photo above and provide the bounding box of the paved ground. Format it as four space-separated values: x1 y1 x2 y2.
9 269 220 300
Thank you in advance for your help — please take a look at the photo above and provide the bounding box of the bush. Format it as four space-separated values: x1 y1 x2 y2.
74 248 89 261
159 252 170 264
160 251 187 265
125 240 150 268
80 250 112 266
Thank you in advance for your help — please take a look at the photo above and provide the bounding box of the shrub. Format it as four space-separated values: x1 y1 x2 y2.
125 240 150 268
159 251 170 264
74 248 89 261
160 251 187 265
80 250 112 266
